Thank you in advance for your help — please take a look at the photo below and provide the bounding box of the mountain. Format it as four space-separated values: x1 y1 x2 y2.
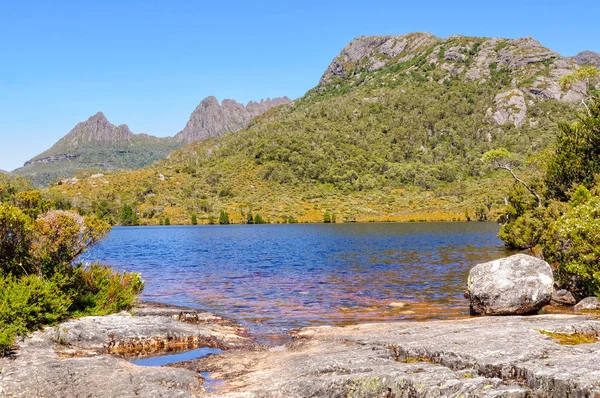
12 112 181 187
570 50 600 67
13 97 290 187
174 96 291 143
52 33 599 225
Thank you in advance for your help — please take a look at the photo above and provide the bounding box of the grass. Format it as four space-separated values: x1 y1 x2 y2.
539 330 599 345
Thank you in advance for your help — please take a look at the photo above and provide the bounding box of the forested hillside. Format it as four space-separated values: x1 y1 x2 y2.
49 33 598 225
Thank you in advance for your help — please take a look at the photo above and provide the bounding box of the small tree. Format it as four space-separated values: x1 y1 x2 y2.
164 217 171 226
218 211 230 225
120 204 138 226
191 214 198 225
482 148 542 207
545 97 600 201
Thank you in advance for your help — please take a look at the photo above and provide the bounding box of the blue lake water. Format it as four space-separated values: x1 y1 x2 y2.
82 223 510 341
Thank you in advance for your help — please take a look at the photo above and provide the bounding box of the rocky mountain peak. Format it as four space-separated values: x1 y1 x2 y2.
570 50 600 67
319 33 593 105
319 32 438 85
175 96 291 143
54 112 135 149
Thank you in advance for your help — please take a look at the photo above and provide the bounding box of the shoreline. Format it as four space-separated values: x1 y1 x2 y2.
1 300 599 397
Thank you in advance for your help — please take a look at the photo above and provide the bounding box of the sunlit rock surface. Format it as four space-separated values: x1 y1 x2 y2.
467 254 554 315
197 315 600 397
0 303 252 397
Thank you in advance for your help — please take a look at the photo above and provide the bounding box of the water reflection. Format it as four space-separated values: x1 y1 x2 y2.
83 223 510 339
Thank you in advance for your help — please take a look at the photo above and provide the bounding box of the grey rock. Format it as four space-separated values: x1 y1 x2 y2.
54 112 136 147
0 303 252 397
319 32 439 85
175 96 291 143
570 50 600 67
320 32 590 109
199 315 600 397
498 37 559 70
491 89 528 127
467 254 553 315
551 289 577 305
23 153 80 166
574 297 600 312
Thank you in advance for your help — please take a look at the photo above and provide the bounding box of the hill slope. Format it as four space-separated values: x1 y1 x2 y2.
52 33 598 225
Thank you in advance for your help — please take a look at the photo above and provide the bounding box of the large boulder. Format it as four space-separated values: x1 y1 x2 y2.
467 254 553 315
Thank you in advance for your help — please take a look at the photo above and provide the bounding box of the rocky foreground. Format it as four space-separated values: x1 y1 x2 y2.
0 302 599 397
0 302 253 397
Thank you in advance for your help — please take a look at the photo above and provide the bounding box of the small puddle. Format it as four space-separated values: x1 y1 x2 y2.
130 348 225 392
130 347 222 366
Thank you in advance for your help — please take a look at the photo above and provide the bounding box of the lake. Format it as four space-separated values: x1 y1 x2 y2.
83 223 510 341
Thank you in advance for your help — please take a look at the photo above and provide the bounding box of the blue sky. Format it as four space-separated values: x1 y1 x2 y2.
1 0 599 171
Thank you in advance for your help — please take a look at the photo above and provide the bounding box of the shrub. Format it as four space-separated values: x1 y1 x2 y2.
542 196 600 297
30 210 110 278
0 203 33 276
120 204 138 226
545 98 600 200
219 210 230 225
191 214 198 225
499 201 567 249
67 263 144 316
0 197 142 352
0 274 71 353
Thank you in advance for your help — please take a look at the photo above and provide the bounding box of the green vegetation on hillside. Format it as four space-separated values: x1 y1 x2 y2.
50 36 579 225
12 138 182 188
0 174 143 352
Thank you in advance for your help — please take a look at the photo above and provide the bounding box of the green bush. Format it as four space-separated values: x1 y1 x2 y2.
0 203 33 276
67 263 144 316
0 274 71 353
219 210 230 225
253 213 266 224
542 196 600 297
545 98 600 200
499 200 567 249
0 187 143 353
120 204 138 226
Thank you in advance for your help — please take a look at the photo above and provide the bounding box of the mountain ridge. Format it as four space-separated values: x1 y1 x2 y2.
13 95 290 186
174 96 291 143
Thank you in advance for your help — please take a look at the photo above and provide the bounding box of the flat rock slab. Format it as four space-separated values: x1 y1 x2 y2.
3 306 600 398
0 304 252 398
133 301 240 327
196 315 600 397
